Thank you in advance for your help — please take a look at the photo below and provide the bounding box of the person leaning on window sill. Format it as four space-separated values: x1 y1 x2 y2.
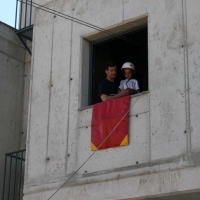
98 61 131 102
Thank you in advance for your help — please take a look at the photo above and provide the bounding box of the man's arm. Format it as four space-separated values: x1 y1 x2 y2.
100 89 130 101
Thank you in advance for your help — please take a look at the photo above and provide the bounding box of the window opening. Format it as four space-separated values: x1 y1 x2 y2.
91 26 148 105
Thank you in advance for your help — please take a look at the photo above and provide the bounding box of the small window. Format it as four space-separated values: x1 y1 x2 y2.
91 27 148 104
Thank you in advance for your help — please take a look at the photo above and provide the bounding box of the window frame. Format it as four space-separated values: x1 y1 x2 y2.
80 15 148 107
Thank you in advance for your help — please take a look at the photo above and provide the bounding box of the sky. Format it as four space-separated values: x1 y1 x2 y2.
0 0 16 27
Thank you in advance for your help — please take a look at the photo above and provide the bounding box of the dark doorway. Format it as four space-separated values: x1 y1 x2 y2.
92 27 148 104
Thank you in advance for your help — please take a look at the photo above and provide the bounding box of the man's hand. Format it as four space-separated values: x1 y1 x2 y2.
100 89 133 102
127 89 136 95
128 89 140 95
100 88 129 101
118 88 130 97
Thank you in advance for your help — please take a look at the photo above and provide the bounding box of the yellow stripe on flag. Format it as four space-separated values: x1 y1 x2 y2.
120 135 128 146
91 142 98 151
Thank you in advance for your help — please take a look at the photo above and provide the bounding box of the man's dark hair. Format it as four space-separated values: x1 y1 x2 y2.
105 61 117 70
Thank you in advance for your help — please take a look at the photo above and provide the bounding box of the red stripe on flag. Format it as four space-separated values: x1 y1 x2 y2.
91 96 130 150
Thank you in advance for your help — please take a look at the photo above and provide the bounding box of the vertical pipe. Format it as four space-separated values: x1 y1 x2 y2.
19 0 23 29
18 151 23 200
29 0 33 26
2 155 7 200
25 0 28 27
7 156 13 200
13 153 18 200
15 0 18 29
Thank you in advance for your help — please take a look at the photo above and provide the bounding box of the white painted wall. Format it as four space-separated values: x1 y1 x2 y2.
23 0 200 199
0 22 26 199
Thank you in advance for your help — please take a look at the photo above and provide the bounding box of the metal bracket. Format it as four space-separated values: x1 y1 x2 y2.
15 25 33 56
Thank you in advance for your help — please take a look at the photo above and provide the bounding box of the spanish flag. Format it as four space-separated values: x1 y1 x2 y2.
91 96 130 150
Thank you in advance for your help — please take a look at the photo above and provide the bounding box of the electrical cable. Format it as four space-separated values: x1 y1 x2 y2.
18 0 140 45
47 95 140 200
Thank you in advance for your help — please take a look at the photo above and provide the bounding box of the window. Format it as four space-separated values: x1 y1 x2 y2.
81 15 148 106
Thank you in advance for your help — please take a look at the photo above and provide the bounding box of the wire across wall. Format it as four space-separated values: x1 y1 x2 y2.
18 0 140 45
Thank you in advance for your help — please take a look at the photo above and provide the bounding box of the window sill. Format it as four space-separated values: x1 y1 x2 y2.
78 105 93 111
78 90 149 111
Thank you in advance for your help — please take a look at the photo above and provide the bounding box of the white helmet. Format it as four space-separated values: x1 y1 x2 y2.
121 62 135 71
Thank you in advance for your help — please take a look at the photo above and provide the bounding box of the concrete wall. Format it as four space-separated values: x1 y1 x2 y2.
0 22 26 198
23 0 200 199
21 44 32 149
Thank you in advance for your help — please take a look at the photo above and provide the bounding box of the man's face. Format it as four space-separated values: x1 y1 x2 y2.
105 66 117 80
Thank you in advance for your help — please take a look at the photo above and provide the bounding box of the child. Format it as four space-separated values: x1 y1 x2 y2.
119 62 140 94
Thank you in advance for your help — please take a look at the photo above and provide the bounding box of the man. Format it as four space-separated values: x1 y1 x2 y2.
98 62 130 101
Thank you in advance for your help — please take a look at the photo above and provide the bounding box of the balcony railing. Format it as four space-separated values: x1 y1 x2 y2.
1 149 26 200
15 0 33 30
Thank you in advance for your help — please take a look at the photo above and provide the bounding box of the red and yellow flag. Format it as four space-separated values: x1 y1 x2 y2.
91 96 130 150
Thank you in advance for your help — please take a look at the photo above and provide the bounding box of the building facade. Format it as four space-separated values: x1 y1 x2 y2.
19 0 200 199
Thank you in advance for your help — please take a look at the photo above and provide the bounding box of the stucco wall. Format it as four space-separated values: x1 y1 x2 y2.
0 22 26 198
24 0 200 199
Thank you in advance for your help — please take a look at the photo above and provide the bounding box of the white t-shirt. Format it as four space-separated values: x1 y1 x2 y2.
119 79 140 90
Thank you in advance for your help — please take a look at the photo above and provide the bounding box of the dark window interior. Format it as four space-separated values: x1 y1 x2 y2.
91 27 148 104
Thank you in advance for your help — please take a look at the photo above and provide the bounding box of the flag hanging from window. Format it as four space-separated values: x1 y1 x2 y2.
91 96 130 151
